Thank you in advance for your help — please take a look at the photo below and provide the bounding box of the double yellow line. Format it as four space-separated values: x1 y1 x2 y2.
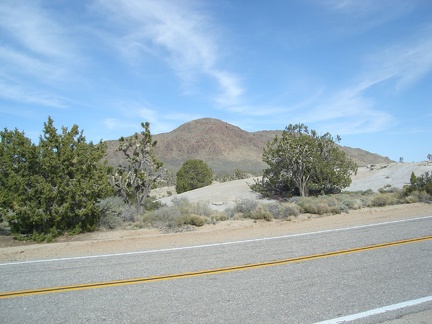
1 235 431 299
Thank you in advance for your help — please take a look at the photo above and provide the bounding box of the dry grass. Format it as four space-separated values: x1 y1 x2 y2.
97 185 431 232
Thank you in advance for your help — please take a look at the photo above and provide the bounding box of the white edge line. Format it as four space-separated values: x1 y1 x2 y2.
315 295 432 323
1 215 431 267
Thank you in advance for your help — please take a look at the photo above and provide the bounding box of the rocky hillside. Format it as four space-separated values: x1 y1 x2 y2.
106 118 393 174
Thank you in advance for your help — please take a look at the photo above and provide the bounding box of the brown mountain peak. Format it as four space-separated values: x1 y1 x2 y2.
106 118 394 174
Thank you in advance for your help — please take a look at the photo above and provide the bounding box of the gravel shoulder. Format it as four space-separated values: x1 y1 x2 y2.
0 203 431 263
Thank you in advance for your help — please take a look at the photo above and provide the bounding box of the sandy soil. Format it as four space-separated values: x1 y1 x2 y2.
1 162 431 263
1 203 431 263
347 162 432 192
157 162 432 211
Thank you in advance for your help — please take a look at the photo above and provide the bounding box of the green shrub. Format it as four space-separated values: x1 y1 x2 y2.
405 190 431 203
405 171 432 195
0 118 112 241
176 159 213 194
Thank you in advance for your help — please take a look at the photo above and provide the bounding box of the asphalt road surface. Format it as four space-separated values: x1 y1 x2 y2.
1 216 431 323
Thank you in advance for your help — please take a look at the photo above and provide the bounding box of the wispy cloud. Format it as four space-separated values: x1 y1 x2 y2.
0 80 67 109
102 99 201 134
0 1 80 110
0 1 77 60
321 0 416 28
93 0 243 108
102 118 136 132
302 87 395 134
308 0 418 44
287 17 432 135
362 34 432 91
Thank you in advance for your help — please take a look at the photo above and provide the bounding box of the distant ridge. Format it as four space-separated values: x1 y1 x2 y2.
105 118 393 174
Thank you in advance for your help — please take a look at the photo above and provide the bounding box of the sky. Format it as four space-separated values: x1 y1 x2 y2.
1 0 431 162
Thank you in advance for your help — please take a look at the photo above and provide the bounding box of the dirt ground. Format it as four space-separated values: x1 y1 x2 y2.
1 203 431 263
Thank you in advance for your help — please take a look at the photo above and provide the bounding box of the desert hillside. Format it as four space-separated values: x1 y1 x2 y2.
106 118 393 173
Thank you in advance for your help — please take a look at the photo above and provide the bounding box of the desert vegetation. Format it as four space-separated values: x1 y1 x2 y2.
214 169 254 183
1 119 431 242
0 118 113 242
94 184 430 233
251 123 357 197
176 159 213 194
109 122 164 215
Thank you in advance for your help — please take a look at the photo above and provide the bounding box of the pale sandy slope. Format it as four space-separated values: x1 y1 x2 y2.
159 162 432 211
347 162 432 192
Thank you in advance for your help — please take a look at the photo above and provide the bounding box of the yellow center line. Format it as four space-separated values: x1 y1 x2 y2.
1 235 431 299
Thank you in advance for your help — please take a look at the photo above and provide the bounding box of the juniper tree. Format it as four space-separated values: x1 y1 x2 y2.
0 117 112 239
252 124 357 197
176 159 213 194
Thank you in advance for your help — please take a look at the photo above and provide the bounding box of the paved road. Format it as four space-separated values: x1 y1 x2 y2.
1 216 431 323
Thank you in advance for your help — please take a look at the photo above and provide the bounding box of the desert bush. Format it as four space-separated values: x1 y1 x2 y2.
250 205 273 221
176 159 213 194
98 197 140 229
214 169 253 183
171 197 213 217
145 198 224 231
229 200 300 221
264 202 300 219
341 197 363 210
378 185 391 193
175 214 206 227
144 205 180 229
405 171 432 195
405 190 431 204
371 193 401 207
296 196 343 215
234 199 259 217
211 213 229 222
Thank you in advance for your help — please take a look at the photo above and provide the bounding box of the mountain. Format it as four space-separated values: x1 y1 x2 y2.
105 118 393 174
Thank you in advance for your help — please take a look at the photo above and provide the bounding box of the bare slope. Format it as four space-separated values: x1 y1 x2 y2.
106 118 393 173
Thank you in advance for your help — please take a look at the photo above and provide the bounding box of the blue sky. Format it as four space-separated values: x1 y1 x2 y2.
1 0 431 162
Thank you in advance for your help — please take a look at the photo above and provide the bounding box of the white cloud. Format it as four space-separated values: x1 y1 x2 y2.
0 1 81 109
297 84 394 134
0 1 77 61
0 80 67 109
93 0 243 109
102 100 201 134
0 46 62 81
293 20 432 135
102 118 136 131
322 0 415 21
363 36 432 91
316 0 417 38
212 70 244 106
